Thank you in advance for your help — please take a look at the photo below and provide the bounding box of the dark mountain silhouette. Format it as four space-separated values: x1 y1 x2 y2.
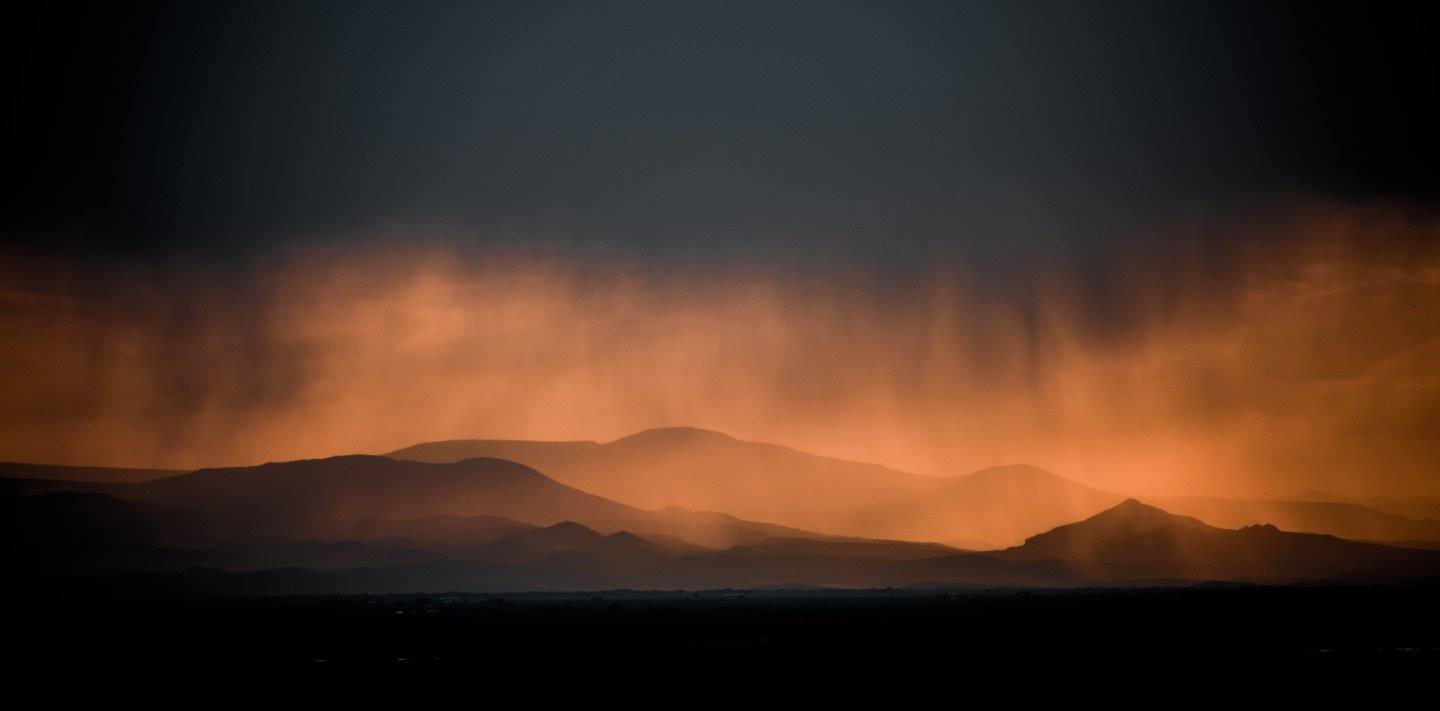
11 454 1440 595
1144 496 1440 543
13 492 1440 595
3 486 959 593
355 518 697 574
629 534 970 590
996 499 1440 582
1372 539 1440 550
1 491 202 576
2 483 704 584
476 521 647 564
0 490 460 575
0 461 184 484
4 454 815 548
124 455 635 538
391 428 1440 546
351 514 536 551
1002 499 1210 562
389 427 1122 545
5 468 979 592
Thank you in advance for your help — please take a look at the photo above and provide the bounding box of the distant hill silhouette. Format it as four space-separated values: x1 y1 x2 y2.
1143 496 1440 543
351 513 535 550
11 487 1440 594
2 454 816 549
472 520 659 565
996 499 1440 582
0 489 466 575
354 517 699 578
0 461 183 484
389 427 1123 545
126 455 635 538
10 450 1440 595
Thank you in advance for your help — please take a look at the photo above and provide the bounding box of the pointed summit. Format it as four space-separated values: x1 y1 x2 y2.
1002 498 1213 562
1068 497 1209 530
1106 497 1169 516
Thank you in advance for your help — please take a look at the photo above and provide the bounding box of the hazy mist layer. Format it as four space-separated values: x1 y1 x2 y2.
2 204 1437 497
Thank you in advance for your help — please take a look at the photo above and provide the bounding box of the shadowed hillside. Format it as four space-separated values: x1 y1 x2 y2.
9 484 1440 594
0 462 184 483
996 499 1440 582
390 429 1440 546
390 427 1123 545
1145 496 1440 543
0 490 452 576
124 455 639 539
1 455 817 549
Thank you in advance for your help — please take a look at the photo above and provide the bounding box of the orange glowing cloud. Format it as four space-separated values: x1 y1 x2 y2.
1 204 1436 499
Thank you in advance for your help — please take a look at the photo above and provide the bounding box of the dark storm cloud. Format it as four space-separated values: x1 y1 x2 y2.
4 1 1439 495
5 0 1436 265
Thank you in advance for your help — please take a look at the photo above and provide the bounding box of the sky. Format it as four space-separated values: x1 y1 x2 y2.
2 1 1438 496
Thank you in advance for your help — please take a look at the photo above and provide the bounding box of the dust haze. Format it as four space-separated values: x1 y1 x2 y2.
2 203 1437 498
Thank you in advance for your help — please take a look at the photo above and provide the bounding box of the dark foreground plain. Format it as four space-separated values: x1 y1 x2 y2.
8 586 1439 682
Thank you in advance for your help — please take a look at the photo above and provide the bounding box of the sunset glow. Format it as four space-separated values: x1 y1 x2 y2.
4 206 1436 501
5 0 1438 678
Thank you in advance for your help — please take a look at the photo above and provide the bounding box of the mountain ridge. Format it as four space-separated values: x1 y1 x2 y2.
11 487 1440 594
388 429 1440 546
389 429 1121 545
993 499 1440 582
3 454 821 549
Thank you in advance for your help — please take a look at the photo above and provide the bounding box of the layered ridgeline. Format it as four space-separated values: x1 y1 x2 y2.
1 455 970 592
390 427 1440 547
992 500 1440 582
7 431 1440 594
882 499 1440 587
0 462 183 483
0 455 811 549
389 427 1123 547
1141 496 1440 545
6 468 1439 595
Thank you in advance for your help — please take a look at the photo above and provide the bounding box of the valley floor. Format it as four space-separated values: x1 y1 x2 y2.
8 585 1440 682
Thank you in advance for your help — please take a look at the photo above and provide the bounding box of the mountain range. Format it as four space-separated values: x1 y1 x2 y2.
389 427 1440 547
6 433 1440 594
1142 496 1440 544
389 427 1124 546
11 427 1434 550
1 455 813 548
0 461 182 483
